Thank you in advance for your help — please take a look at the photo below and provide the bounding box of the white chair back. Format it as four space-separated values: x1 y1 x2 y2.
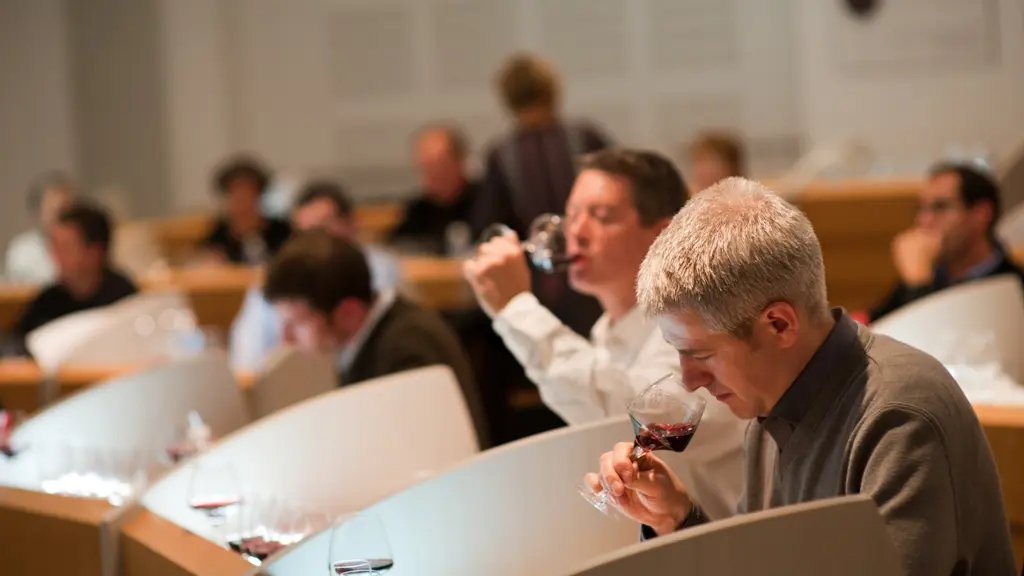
60 291 198 366
1 353 249 489
259 417 639 576
247 347 336 419
565 495 901 576
141 365 478 540
26 307 116 374
870 275 1024 381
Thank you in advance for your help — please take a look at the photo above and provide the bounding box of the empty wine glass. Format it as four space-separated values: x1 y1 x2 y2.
478 213 575 274
578 373 706 517
187 460 242 529
328 512 393 574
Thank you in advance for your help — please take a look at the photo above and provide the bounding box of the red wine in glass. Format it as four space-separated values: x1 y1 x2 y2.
189 495 242 517
630 417 698 453
332 559 394 574
227 535 286 562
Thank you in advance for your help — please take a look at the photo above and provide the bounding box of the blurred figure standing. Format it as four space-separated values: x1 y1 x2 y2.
6 172 75 283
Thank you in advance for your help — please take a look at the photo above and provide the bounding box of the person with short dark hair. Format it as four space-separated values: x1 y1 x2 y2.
478 52 613 338
869 162 1024 321
388 124 484 255
14 200 137 350
200 154 292 265
229 179 401 370
465 149 746 518
688 131 746 193
265 229 489 446
6 172 76 283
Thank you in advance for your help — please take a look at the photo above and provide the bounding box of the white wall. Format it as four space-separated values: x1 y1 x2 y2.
0 0 77 249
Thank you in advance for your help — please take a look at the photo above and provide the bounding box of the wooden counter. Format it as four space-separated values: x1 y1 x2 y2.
120 509 251 576
974 404 1024 564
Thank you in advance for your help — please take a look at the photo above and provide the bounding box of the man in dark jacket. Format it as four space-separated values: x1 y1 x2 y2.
264 229 489 447
870 162 1024 321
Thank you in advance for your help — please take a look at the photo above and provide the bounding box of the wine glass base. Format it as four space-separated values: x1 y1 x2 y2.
576 485 620 518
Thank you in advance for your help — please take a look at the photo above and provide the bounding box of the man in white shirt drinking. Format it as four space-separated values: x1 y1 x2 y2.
463 149 745 518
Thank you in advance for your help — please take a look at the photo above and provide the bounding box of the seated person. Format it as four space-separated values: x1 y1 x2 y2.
464 149 746 519
200 155 291 265
6 172 75 283
585 178 1015 575
388 125 483 255
869 162 1023 322
15 200 137 348
687 131 746 193
264 230 489 446
230 180 401 371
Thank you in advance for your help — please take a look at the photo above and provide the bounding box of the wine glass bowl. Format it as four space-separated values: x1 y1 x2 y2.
328 512 393 575
187 460 242 527
578 374 705 516
477 213 573 274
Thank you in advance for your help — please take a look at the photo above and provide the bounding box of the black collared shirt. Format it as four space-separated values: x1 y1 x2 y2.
759 308 860 451
388 181 484 255
14 268 138 353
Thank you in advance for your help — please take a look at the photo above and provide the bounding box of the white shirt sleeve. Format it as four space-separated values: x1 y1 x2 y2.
492 291 746 520
5 231 56 284
492 292 679 424
229 286 281 371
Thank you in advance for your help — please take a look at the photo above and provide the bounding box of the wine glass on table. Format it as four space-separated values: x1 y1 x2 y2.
328 512 393 574
478 213 578 274
188 460 242 531
578 373 706 516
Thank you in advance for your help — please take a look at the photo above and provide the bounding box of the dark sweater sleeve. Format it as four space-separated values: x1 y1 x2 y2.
639 504 710 541
868 282 937 322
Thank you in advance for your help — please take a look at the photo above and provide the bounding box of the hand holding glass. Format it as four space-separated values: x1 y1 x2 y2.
478 213 575 274
579 374 705 516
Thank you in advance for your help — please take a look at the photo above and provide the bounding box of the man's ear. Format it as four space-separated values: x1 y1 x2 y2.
761 301 800 348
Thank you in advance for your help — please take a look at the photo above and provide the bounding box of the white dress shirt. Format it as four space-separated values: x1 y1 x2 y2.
5 229 56 284
492 291 746 519
229 244 401 371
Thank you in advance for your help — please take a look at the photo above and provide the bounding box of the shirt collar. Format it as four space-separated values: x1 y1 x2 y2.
935 242 1009 284
591 305 649 349
760 308 860 450
337 289 397 372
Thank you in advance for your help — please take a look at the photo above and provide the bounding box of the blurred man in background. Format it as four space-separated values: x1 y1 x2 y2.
200 155 292 265
265 229 488 446
687 131 746 194
465 149 746 518
15 200 137 348
230 180 400 370
6 172 75 283
869 162 1023 321
389 124 483 255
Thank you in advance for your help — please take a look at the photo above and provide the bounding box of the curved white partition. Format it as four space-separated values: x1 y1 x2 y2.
870 274 1024 382
141 365 479 541
247 348 335 419
258 416 639 576
566 495 901 576
26 306 115 374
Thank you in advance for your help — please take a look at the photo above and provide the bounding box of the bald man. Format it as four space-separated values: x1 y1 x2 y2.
388 125 484 255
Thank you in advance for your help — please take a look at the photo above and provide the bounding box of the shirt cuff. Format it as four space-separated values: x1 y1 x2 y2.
639 505 709 541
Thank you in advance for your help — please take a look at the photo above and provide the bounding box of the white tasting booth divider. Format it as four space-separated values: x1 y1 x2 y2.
870 275 1024 382
256 416 639 576
0 353 250 576
246 347 336 419
138 365 479 545
25 305 117 374
564 495 902 576
58 290 199 367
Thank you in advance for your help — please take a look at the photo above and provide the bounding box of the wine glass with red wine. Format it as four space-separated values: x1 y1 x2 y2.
187 460 242 529
327 512 393 574
478 213 577 274
578 373 706 516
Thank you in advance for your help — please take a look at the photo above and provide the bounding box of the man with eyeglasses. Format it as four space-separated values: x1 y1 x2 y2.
868 162 1024 321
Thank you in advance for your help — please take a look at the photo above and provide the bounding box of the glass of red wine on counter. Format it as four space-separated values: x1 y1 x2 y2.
328 512 393 574
478 213 578 274
578 373 706 516
188 460 242 529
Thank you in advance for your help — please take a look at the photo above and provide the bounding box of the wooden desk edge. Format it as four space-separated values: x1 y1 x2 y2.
0 485 113 525
121 508 251 575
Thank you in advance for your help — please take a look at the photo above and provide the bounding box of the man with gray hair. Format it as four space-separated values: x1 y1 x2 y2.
584 178 1015 575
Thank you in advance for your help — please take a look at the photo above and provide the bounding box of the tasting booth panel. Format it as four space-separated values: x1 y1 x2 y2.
566 495 902 576
138 365 479 546
259 417 639 576
0 354 251 576
246 348 336 419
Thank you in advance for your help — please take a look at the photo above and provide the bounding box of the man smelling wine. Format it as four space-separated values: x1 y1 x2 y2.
584 178 1015 575
464 149 747 520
